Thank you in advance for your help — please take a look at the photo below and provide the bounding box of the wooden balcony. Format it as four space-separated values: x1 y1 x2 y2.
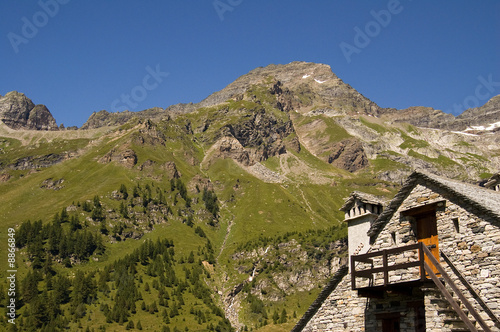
351 242 432 298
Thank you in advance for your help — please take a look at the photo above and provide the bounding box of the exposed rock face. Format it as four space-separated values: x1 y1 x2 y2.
328 139 368 172
133 120 166 146
7 153 68 170
226 110 291 160
213 136 251 166
27 104 58 130
81 110 135 129
285 136 301 153
0 91 58 130
0 173 11 182
41 178 65 190
163 161 181 179
99 148 137 168
380 94 500 131
380 106 455 129
80 104 195 129
454 94 500 130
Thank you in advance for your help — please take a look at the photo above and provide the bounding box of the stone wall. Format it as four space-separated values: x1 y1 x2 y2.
301 274 367 331
301 272 425 331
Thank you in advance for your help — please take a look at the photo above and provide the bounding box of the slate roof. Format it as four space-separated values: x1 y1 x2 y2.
339 191 386 212
368 170 500 238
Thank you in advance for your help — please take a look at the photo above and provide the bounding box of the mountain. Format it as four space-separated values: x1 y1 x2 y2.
0 62 499 331
379 95 500 132
0 91 58 130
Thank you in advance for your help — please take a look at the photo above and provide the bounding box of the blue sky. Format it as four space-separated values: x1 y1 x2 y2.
1 1 499 127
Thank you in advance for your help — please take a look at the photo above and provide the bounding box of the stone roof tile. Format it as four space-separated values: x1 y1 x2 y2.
368 171 500 238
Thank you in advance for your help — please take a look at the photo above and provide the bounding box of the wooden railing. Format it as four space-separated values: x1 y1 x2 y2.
351 242 425 290
351 242 492 332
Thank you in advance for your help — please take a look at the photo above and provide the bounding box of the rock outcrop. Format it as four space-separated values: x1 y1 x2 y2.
454 94 500 130
380 94 500 131
0 91 58 130
98 148 138 168
327 139 368 172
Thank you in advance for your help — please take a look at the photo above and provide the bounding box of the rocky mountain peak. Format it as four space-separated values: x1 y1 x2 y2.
199 62 381 116
0 91 58 130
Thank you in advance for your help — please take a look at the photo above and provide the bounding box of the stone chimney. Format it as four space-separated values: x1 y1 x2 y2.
340 192 385 270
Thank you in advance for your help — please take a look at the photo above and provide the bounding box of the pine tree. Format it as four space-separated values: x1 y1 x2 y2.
69 215 81 231
125 320 134 330
60 207 69 223
21 271 39 303
279 308 288 323
120 201 129 219
120 184 129 200
188 251 195 263
92 196 104 221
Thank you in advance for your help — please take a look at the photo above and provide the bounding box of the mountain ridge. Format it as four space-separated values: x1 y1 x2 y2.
2 62 499 133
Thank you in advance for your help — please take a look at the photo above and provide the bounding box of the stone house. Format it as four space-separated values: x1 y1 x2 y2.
292 171 500 332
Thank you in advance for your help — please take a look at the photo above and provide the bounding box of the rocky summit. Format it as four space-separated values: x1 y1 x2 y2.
0 62 499 332
0 91 58 130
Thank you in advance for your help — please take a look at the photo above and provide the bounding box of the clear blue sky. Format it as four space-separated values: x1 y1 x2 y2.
1 1 499 127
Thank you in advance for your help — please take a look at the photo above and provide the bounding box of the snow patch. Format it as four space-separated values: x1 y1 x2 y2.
314 79 327 84
302 74 310 79
486 121 500 131
465 125 486 131
464 121 500 132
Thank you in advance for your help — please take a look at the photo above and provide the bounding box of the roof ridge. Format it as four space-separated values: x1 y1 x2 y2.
368 171 500 238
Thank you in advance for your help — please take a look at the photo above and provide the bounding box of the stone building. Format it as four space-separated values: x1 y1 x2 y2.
292 171 500 332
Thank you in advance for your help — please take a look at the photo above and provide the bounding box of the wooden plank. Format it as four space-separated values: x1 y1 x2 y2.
383 251 388 286
419 244 425 282
355 261 421 277
354 256 373 264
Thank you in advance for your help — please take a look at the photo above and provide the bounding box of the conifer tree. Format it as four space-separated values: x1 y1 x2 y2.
120 184 129 200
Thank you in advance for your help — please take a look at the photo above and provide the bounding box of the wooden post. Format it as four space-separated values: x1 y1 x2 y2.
383 250 388 286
